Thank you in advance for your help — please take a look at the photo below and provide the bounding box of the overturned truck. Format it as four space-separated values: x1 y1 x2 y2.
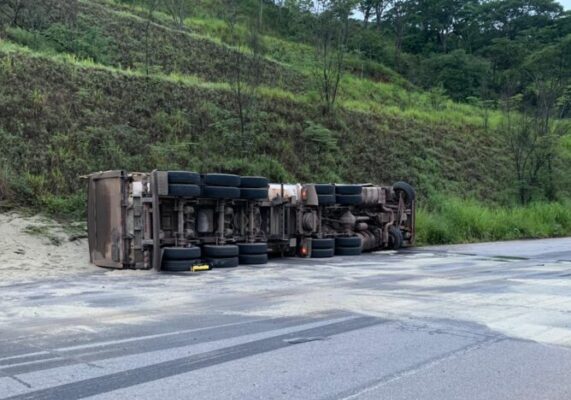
87 171 415 271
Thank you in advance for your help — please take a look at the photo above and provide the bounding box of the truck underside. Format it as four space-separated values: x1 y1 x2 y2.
87 171 415 271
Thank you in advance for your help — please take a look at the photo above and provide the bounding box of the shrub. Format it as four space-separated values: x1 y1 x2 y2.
419 50 490 101
417 198 571 245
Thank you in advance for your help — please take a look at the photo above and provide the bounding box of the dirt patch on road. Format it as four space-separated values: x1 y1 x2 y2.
0 213 92 286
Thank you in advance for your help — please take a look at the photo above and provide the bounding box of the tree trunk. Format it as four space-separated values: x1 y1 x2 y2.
375 4 382 30
363 6 371 26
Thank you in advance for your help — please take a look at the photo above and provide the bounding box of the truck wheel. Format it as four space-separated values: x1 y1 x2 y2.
167 171 201 185
238 243 268 255
317 194 336 205
336 194 362 205
205 257 239 268
202 186 240 199
311 248 335 258
312 238 335 249
162 260 193 272
335 246 362 256
239 253 268 265
203 244 239 257
168 184 201 198
240 188 269 200
240 176 269 188
314 184 335 195
393 182 415 207
203 173 241 187
335 185 363 195
388 226 403 250
335 236 362 248
163 247 201 260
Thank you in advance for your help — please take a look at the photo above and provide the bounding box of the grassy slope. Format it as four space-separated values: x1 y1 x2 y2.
76 1 305 91
1 0 570 243
0 42 509 192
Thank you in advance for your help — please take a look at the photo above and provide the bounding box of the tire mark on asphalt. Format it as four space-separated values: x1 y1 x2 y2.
3 316 383 400
0 317 279 367
0 313 350 375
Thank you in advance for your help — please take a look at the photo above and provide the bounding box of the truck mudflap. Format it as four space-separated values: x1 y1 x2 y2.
87 170 128 269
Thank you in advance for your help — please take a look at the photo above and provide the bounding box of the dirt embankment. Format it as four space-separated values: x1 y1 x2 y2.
0 213 91 286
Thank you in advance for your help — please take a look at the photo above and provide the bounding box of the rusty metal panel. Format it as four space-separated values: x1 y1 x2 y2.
88 171 127 269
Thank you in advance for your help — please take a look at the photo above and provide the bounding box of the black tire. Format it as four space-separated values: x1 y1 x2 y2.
239 253 268 265
335 185 363 195
202 185 240 199
335 236 362 248
238 243 268 255
163 247 201 260
168 184 201 198
335 246 362 256
317 194 336 206
312 238 335 249
203 244 239 257
167 171 201 185
240 188 268 200
311 248 335 258
393 181 416 207
388 226 403 250
203 173 241 187
240 176 269 188
162 260 192 272
336 194 363 205
314 184 335 195
206 257 239 268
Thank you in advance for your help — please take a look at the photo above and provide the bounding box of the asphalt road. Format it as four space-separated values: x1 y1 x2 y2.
2 238 571 399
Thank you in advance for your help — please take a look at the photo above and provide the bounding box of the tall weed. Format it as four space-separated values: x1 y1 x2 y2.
417 198 571 245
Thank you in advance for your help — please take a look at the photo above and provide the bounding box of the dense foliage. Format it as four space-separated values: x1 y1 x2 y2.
231 0 571 104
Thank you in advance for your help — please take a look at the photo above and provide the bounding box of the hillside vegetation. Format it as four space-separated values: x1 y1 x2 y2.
0 0 570 243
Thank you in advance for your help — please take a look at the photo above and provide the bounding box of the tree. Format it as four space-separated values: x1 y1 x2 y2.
373 0 391 31
142 0 158 77
0 0 77 30
478 0 564 41
403 0 465 53
0 0 25 28
358 0 391 30
276 0 313 39
420 50 490 101
313 0 357 114
502 61 570 204
519 37 571 199
221 0 265 153
163 0 189 29
358 0 374 25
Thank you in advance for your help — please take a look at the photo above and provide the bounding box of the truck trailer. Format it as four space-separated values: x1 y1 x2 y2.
87 170 415 271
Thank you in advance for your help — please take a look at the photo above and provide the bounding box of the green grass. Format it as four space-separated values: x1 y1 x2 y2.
22 224 64 245
417 198 571 245
0 39 231 90
0 37 501 131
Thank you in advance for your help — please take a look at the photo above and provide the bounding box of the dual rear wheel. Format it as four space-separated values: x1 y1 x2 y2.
201 243 269 268
335 236 362 256
310 238 335 258
162 246 202 272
